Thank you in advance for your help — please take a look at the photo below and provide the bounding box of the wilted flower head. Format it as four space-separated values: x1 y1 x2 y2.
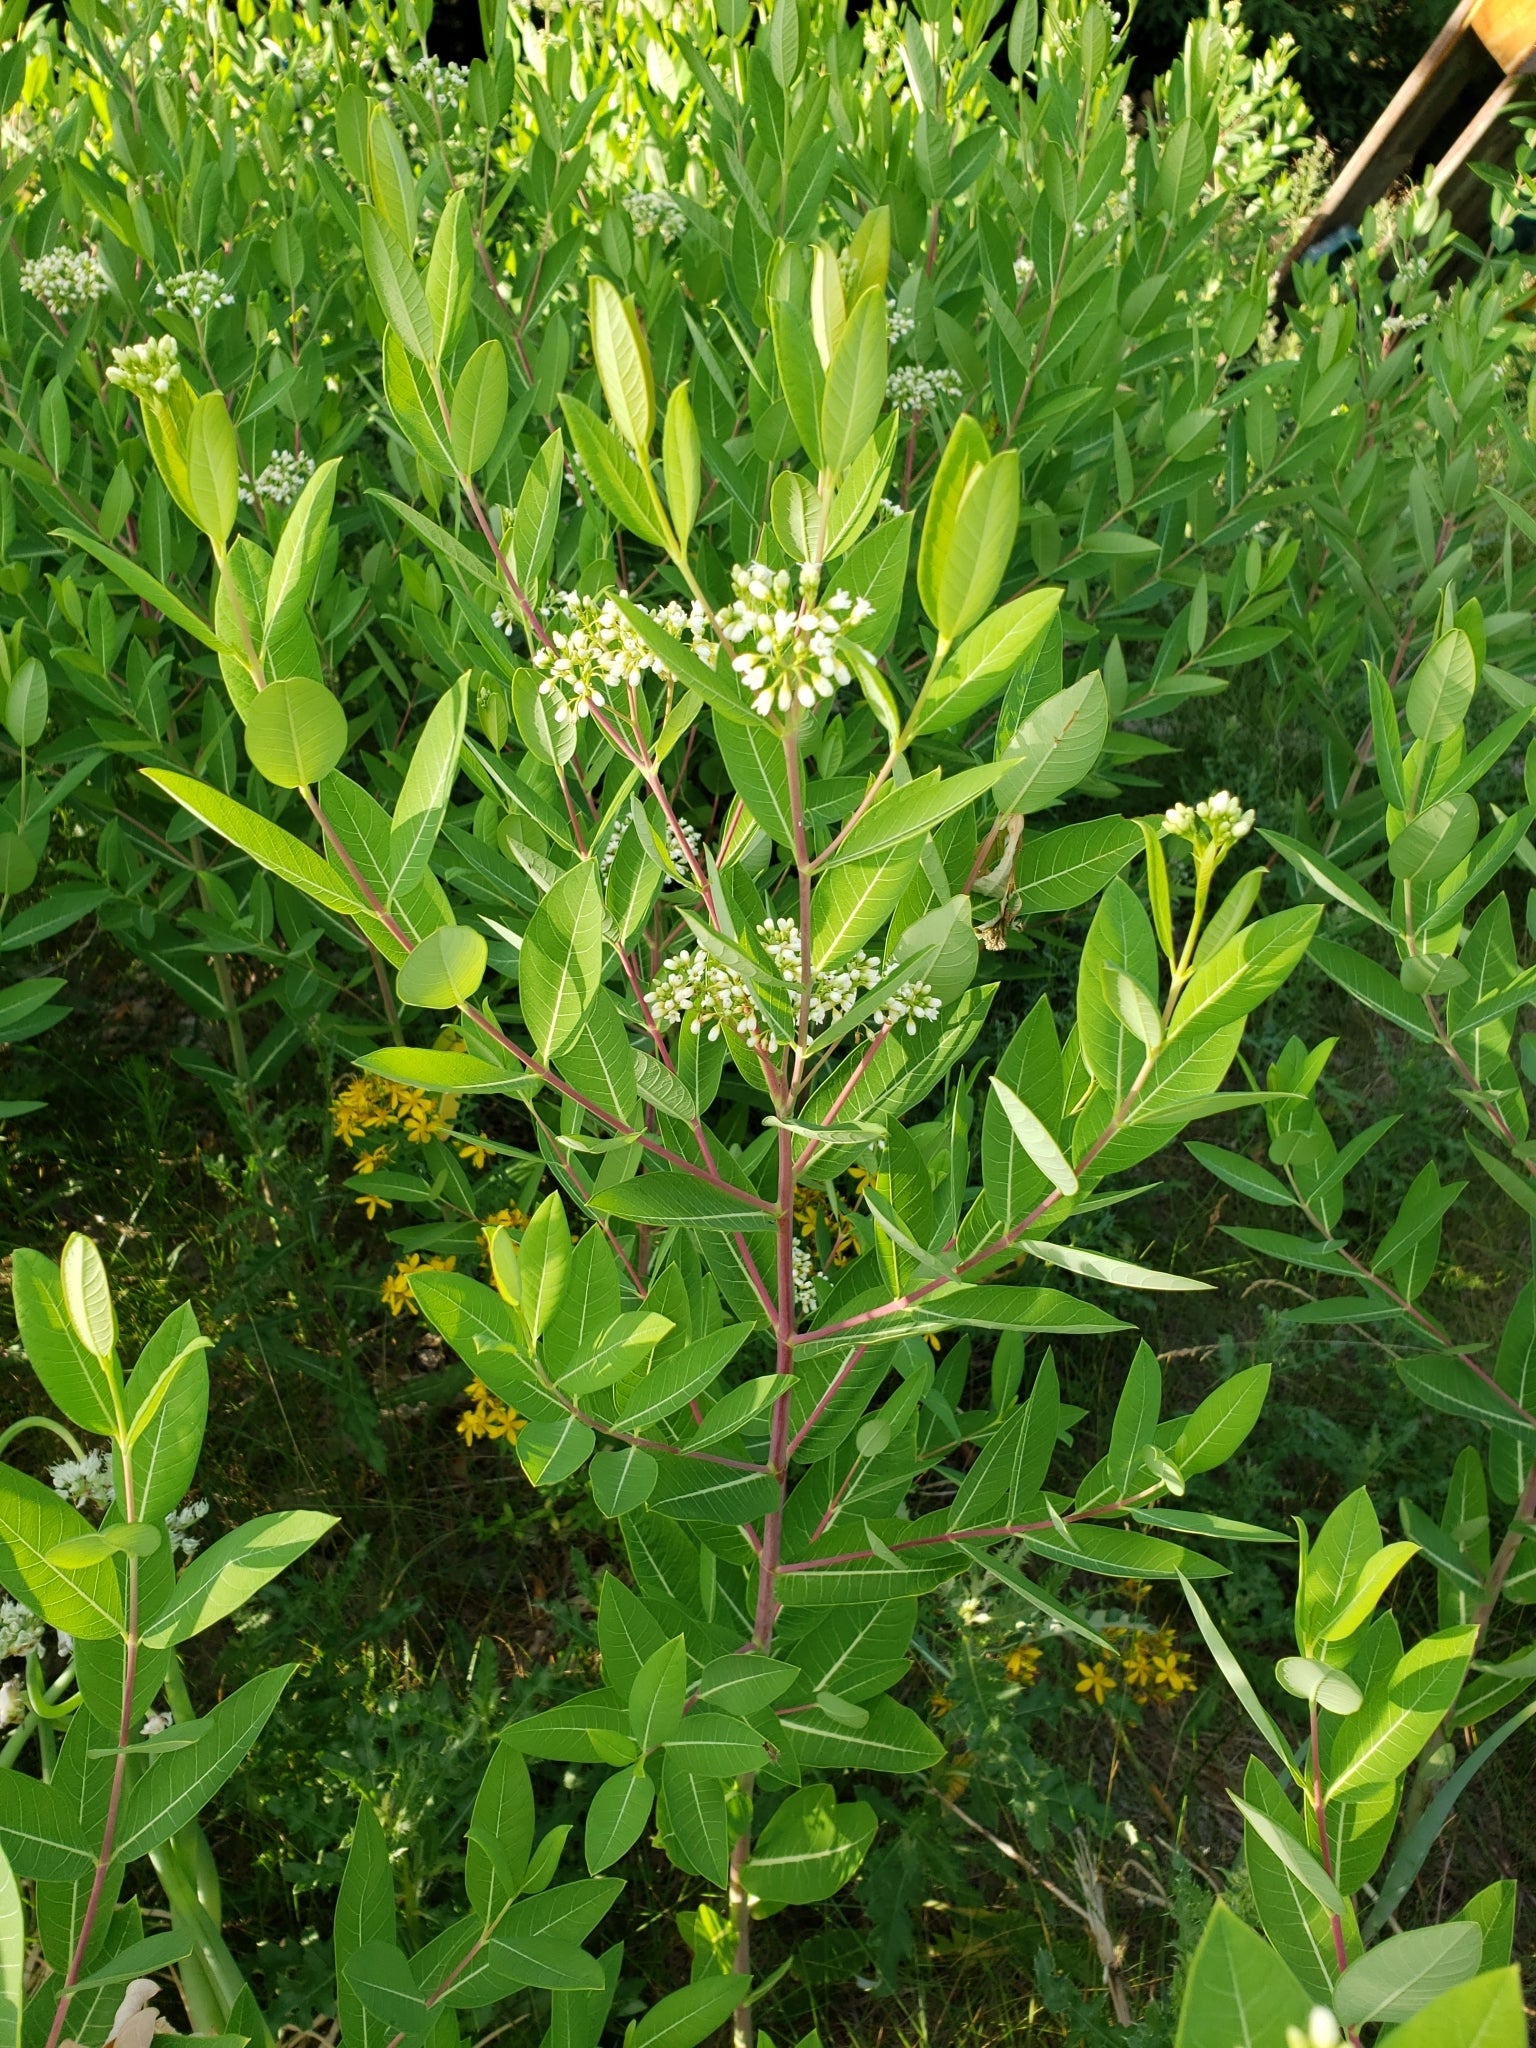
717 564 873 719
106 335 181 398
21 247 108 318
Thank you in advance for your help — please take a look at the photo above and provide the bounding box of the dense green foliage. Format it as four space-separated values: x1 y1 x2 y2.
0 0 1534 2043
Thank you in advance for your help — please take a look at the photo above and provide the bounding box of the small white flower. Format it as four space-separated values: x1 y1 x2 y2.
140 1710 175 1736
50 1451 114 1512
105 335 182 399
0 1679 22 1729
0 1599 44 1662
1284 2011 1342 2048
514 589 709 725
887 299 915 344
624 190 687 243
716 563 874 718
601 813 702 880
957 1596 992 1626
886 365 964 417
1164 789 1254 856
155 268 236 320
792 1241 819 1319
407 54 470 98
20 247 107 317
1013 253 1036 289
870 979 942 1035
240 449 316 509
165 1499 209 1559
646 946 779 1053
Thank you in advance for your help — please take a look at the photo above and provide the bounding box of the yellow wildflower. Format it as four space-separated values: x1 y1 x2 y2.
1075 1660 1117 1705
846 1162 877 1202
478 1207 527 1261
331 1075 391 1142
456 1376 525 1442
1004 1643 1042 1685
458 1138 490 1169
401 1096 452 1144
1152 1651 1195 1696
354 1144 391 1174
1119 1637 1156 1689
380 1251 456 1316
355 1190 393 1221
929 1693 952 1719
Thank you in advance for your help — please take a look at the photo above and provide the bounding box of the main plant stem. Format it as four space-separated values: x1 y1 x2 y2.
731 1103 800 2048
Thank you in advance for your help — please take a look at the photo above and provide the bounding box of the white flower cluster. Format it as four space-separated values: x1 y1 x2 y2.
601 812 703 879
156 268 236 320
166 1498 209 1559
717 564 874 718
516 590 707 725
887 299 914 344
240 449 316 508
758 916 883 1030
793 1241 819 1319
1163 788 1255 853
105 335 181 399
50 1451 114 1511
20 247 108 317
1013 254 1036 289
408 54 471 98
871 977 942 1034
647 946 778 1052
624 190 687 243
44 1452 207 1558
0 1599 44 1662
886 365 964 417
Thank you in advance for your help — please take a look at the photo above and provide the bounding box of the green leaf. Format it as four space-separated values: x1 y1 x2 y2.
515 1416 597 1490
450 340 509 476
466 1740 534 1913
590 1449 658 1518
583 1765 655 1873
1259 828 1391 929
359 204 435 363
1308 938 1436 1041
1179 1576 1302 1785
662 382 701 543
774 1695 943 1772
1333 1924 1483 2028
663 1709 766 1776
185 391 239 548
742 1783 877 1904
1173 1902 1311 2048
116 1663 297 1860
1012 817 1142 912
1172 906 1320 1040
1228 1794 1342 1913
264 458 340 633
630 1636 687 1751
1172 1365 1271 1475
10 1246 118 1434
1406 629 1477 743
142 771 365 916
590 1173 773 1232
916 589 1063 738
1371 1968 1525 2048
820 286 887 474
616 1326 752 1428
1186 1141 1293 1206
1327 1625 1477 1799
0 1770 93 1883
630 1975 752 2048
426 188 474 357
344 1943 430 2047
991 672 1108 811
520 860 604 1059
390 676 468 898
244 677 348 789
143 1510 337 1647
397 925 488 1010
589 276 655 456
560 396 669 547
0 1844 19 2048
0 1466 124 1639
73 1931 194 1993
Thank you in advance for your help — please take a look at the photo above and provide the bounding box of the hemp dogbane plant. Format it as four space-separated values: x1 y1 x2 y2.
117 107 1322 2032
0 1235 336 2048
